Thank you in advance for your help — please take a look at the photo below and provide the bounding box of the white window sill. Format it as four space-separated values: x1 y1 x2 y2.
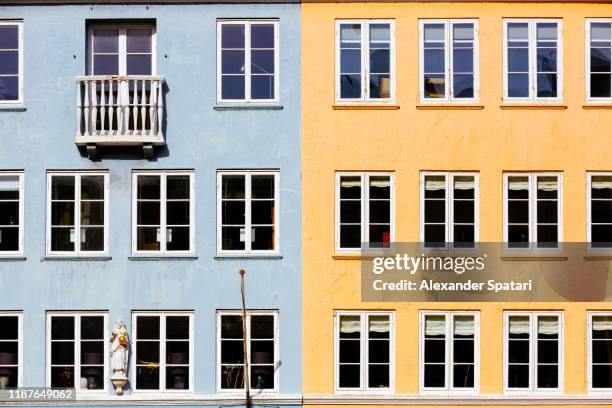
214 103 283 111
128 255 198 261
0 103 26 112
214 254 283 260
42 256 111 261
0 255 25 261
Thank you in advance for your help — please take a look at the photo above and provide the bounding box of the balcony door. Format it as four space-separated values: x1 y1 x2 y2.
84 25 157 136
88 25 155 76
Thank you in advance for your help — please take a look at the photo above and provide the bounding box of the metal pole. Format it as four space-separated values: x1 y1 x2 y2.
240 269 252 408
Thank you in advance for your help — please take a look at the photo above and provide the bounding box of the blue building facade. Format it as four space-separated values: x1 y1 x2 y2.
0 1 301 405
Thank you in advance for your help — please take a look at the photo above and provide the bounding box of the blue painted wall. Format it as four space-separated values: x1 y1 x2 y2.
0 3 301 402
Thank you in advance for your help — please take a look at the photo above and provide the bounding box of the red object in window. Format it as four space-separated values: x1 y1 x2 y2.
383 232 390 243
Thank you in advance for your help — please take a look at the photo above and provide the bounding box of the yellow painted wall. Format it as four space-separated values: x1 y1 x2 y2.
301 1 612 400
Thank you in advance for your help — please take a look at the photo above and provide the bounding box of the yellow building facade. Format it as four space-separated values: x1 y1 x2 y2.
302 0 612 406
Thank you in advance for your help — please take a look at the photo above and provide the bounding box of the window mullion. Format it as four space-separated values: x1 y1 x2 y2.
76 175 82 255
447 313 452 390
246 314 251 388
363 23 369 102
160 314 166 391
530 22 536 100
75 315 81 391
530 314 536 391
363 174 368 246
246 173 252 252
446 22 452 101
447 174 452 243
119 28 127 76
361 314 367 391
246 22 252 101
161 174 167 253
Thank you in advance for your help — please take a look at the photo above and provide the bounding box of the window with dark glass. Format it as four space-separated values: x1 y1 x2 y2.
337 20 394 102
590 314 612 389
89 26 153 76
134 171 193 254
588 21 612 100
505 173 561 249
336 312 392 391
134 313 191 391
0 173 22 254
0 314 20 388
0 22 21 102
48 313 106 391
337 172 393 251
506 313 561 391
48 173 107 255
218 312 277 391
422 173 477 248
422 313 477 390
218 20 278 102
505 20 561 101
589 174 612 248
218 171 278 254
421 20 477 101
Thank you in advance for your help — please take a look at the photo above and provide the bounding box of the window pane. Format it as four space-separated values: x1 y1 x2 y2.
136 366 159 390
537 365 558 388
0 25 18 49
93 55 119 76
252 175 275 199
167 316 190 339
251 75 274 100
0 317 18 340
252 50 274 74
222 227 245 251
251 24 274 48
508 73 529 97
137 202 160 225
81 201 104 226
221 76 245 100
251 365 274 389
0 76 18 101
51 228 74 252
453 364 474 388
591 73 611 97
453 74 473 98
223 175 245 199
51 316 74 340
340 74 361 99
340 225 361 248
508 364 529 388
126 29 152 53
0 51 18 75
252 315 274 339
222 50 245 74
0 202 18 226
126 55 152 76
166 201 189 225
424 364 445 387
51 367 74 388
221 365 244 389
52 177 75 200
341 49 361 73
593 365 612 388
166 366 189 390
339 365 360 388
222 24 245 48
368 364 389 388
81 316 104 340
370 74 390 99
167 176 190 200
81 176 104 200
137 316 160 339
93 29 118 53
137 176 160 199
340 24 361 47
166 341 189 365
222 316 243 339
537 73 557 98
137 227 160 251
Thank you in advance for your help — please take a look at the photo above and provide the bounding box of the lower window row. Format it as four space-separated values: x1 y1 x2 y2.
335 310 612 393
0 311 278 393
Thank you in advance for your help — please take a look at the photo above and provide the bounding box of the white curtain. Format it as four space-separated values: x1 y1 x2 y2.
509 316 530 335
454 317 475 336
0 176 19 191
453 177 474 191
425 316 446 336
369 178 390 189
538 317 559 335
508 177 529 191
593 317 612 332
592 177 612 190
340 316 361 334
369 316 390 333
425 177 446 191
341 177 361 189
537 179 558 192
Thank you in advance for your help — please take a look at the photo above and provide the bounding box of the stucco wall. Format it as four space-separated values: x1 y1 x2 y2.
0 2 302 399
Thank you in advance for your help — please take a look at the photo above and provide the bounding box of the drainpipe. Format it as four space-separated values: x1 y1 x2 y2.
240 269 252 408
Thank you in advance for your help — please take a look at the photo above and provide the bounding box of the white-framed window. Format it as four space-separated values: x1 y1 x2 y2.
419 311 479 392
335 172 394 252
335 20 395 103
132 170 195 255
503 19 562 102
46 171 109 256
419 20 479 102
88 24 156 76
503 311 563 393
46 312 108 391
588 312 612 391
334 311 394 393
132 311 193 392
586 20 612 101
0 312 22 388
217 170 279 254
217 20 279 103
217 310 279 393
420 172 479 248
503 172 562 249
0 172 23 256
587 173 612 249
0 21 23 104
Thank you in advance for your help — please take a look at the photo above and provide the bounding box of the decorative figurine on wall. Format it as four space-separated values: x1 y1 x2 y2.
109 320 129 395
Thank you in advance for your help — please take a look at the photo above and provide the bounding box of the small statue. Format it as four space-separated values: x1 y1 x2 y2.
109 320 129 395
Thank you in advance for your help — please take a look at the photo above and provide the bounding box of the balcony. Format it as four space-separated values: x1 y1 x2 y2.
75 75 165 158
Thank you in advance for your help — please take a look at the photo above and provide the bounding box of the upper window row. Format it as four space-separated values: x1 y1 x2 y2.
0 20 279 104
0 170 279 257
2 19 612 105
337 18 609 103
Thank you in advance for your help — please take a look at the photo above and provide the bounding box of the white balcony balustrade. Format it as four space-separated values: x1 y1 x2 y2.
75 75 165 147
